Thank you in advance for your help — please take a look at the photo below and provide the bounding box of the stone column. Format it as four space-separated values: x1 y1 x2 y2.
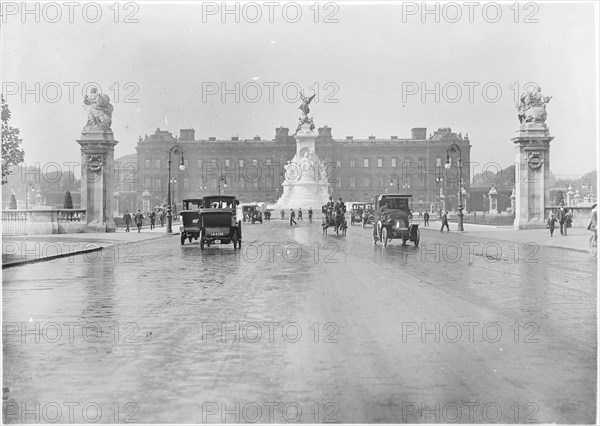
77 129 118 232
512 125 553 229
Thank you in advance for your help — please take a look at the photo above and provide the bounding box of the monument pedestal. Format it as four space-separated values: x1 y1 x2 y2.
512 124 553 230
77 128 118 232
275 123 330 209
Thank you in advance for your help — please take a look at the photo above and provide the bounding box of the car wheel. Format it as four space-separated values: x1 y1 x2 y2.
180 232 186 245
414 229 420 247
200 238 205 250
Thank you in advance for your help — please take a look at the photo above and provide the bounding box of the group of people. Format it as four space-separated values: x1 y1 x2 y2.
546 202 574 237
288 207 314 226
122 209 165 232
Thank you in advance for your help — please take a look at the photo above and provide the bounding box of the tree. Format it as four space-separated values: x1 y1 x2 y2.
63 190 73 209
9 193 17 209
1 95 25 184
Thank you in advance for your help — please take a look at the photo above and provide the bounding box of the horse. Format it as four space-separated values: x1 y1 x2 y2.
322 205 347 235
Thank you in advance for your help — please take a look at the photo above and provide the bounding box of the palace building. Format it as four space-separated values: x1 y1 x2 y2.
116 125 471 212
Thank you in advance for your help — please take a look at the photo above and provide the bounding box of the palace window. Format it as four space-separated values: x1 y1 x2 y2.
155 159 161 169
377 176 384 188
377 158 383 168
144 177 150 187
350 177 356 188
239 159 244 167
252 159 258 166
336 160 342 168
350 159 356 168
184 159 189 168
184 178 189 190
391 158 397 167
363 158 369 168
154 178 161 189
197 177 203 188
197 159 202 169
225 159 230 168
363 177 370 188
145 160 150 169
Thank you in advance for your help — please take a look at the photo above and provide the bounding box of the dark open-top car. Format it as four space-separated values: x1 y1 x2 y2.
198 195 242 250
350 203 366 225
242 204 263 224
179 199 203 245
372 194 419 247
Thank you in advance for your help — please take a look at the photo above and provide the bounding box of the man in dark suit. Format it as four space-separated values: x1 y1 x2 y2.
556 202 568 235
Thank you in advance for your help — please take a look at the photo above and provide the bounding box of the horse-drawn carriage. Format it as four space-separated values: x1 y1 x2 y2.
321 203 348 235
180 195 242 249
372 194 420 247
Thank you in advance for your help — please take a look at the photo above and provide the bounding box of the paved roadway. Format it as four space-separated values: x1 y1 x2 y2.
2 220 597 423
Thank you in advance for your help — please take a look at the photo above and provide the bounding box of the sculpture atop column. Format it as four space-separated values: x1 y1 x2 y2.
516 85 552 126
276 90 330 210
512 86 554 229
77 87 118 232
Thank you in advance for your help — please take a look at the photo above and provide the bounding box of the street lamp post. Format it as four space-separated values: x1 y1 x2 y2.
167 144 185 234
390 173 401 194
445 141 464 231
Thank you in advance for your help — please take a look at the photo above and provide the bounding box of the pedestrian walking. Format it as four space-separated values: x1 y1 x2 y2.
281 209 285 220
423 211 430 227
308 207 313 223
547 213 557 237
440 210 450 232
290 209 297 226
564 209 573 235
159 210 164 227
149 210 156 230
134 209 144 233
418 209 423 218
298 207 303 221
556 202 568 235
123 210 132 232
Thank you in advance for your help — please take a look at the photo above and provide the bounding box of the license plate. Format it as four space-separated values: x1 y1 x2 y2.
192 219 199 223
211 232 224 236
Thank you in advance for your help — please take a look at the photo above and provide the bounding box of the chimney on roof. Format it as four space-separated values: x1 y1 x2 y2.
368 135 376 140
411 128 427 140
346 136 353 140
231 136 239 141
391 136 398 140
208 136 216 141
179 128 195 141
254 136 261 141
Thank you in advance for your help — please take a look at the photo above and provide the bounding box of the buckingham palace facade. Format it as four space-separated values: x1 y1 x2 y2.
119 125 471 212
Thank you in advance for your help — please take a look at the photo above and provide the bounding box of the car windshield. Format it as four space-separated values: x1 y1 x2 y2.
380 197 409 210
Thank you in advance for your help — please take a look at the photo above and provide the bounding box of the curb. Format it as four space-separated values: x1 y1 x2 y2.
2 233 176 268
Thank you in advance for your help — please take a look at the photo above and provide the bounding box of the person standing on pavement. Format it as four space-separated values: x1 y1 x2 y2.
556 202 568 235
547 212 557 237
123 210 132 232
134 209 144 233
281 209 285 220
308 207 313 223
423 211 430 227
587 203 597 243
290 209 297 226
298 207 303 221
159 210 164 227
149 210 156 230
440 210 450 232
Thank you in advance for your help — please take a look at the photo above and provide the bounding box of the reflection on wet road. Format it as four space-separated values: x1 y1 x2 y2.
3 221 597 423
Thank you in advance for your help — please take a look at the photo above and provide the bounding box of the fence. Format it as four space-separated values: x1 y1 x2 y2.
2 209 87 235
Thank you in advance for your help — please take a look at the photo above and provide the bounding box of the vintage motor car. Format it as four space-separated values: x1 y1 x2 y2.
198 195 242 250
372 194 420 247
179 198 203 245
362 204 376 228
242 204 263 224
350 203 366 225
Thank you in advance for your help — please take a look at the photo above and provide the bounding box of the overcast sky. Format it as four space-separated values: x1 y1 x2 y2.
2 1 598 179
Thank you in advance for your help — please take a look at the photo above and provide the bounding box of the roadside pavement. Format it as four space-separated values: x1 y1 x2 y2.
2 225 176 268
418 219 593 253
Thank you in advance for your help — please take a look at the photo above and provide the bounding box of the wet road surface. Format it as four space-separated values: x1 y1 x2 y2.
3 221 597 423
